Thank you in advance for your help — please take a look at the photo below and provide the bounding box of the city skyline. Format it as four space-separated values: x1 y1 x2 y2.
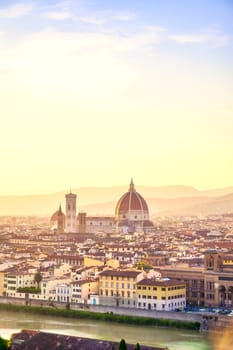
1 0 233 195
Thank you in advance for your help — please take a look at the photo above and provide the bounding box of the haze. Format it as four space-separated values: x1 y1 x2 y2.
0 0 233 195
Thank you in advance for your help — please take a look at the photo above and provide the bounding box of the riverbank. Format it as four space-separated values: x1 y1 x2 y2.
0 303 200 331
0 309 212 350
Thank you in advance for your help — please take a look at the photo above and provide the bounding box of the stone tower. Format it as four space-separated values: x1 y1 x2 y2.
77 212 87 234
65 192 77 233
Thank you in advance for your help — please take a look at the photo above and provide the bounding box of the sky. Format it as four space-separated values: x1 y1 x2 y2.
0 0 233 195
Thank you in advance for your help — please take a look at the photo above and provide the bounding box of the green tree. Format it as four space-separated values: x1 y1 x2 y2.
134 343 140 350
0 336 10 350
17 287 41 294
34 271 42 288
118 339 127 350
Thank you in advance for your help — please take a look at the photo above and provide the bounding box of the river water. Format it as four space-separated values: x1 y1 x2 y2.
0 310 213 350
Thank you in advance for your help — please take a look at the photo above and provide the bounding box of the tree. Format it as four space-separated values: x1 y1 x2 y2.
0 336 10 350
34 271 42 288
118 339 127 350
134 343 140 350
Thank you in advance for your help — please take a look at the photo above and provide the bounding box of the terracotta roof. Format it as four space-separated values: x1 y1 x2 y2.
50 210 65 222
99 269 142 277
138 278 186 287
10 330 167 350
115 181 149 214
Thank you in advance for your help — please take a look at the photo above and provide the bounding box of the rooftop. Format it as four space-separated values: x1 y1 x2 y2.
11 330 167 350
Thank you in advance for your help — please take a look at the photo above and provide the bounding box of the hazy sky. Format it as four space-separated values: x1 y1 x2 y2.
0 0 233 195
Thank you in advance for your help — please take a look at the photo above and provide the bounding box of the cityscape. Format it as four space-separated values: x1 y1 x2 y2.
1 0 233 349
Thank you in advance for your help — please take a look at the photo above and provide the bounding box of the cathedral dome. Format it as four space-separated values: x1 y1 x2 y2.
50 205 65 222
115 179 149 222
116 182 148 214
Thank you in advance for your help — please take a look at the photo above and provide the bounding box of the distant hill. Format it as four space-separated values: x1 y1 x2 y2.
0 185 233 216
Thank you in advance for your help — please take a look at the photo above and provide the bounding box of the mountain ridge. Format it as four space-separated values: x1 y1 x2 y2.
0 185 233 216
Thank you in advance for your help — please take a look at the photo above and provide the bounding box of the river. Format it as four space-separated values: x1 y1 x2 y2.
0 310 213 350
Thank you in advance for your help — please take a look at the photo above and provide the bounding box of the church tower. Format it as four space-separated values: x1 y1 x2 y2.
65 192 77 233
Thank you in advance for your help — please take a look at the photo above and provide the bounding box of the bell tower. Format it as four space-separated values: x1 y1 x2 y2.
65 191 77 233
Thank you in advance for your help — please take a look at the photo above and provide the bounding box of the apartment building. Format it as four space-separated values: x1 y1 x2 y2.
98 269 144 307
137 278 186 311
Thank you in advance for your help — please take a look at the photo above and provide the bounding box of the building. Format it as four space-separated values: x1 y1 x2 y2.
159 250 233 308
85 216 115 234
98 269 144 307
3 270 36 297
137 278 186 311
70 279 99 304
10 330 167 350
50 179 154 235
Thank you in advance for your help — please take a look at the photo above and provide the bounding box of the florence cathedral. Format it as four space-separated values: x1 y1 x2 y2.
51 179 154 234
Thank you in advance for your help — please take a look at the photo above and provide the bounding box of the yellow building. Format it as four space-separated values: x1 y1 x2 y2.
0 271 5 295
99 269 144 307
137 278 186 311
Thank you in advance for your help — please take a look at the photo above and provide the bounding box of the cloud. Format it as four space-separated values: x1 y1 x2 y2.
169 28 230 48
43 1 137 25
76 15 105 25
0 25 166 101
0 3 33 18
46 11 73 20
111 12 136 22
44 0 78 11
169 34 207 44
